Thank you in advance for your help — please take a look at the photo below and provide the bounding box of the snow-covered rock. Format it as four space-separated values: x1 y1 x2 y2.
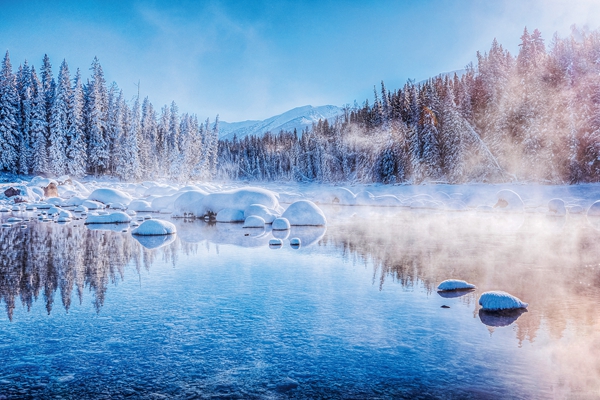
88 188 133 206
85 211 132 225
107 202 127 210
568 205 584 214
59 210 73 219
314 187 356 205
281 200 327 226
74 205 88 213
290 237 301 246
0 207 9 213
45 197 64 206
243 204 279 224
494 189 524 212
186 187 279 217
479 291 528 311
172 190 208 216
587 200 600 217
437 279 476 291
82 200 105 210
243 215 265 228
63 195 86 206
128 199 154 212
132 219 177 236
150 193 183 212
269 238 283 246
143 184 177 197
7 217 22 223
547 198 566 216
272 217 291 230
216 208 245 223
57 216 71 223
47 206 61 215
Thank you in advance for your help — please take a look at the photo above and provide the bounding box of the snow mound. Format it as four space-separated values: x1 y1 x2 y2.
314 187 356 205
479 291 528 311
57 216 71 223
107 202 127 210
373 195 402 207
269 238 283 246
88 188 132 206
74 205 88 213
281 200 327 226
63 195 86 206
216 208 245 223
82 200 105 210
243 215 265 228
272 217 291 230
354 191 375 206
290 237 301 246
46 197 64 206
244 204 279 224
587 200 600 217
173 190 208 216
0 207 9 213
59 210 72 219
132 219 177 236
494 190 524 212
128 199 154 212
151 193 183 212
85 212 132 225
568 205 584 214
7 217 22 223
187 187 279 217
437 279 476 291
547 198 566 216
143 184 177 197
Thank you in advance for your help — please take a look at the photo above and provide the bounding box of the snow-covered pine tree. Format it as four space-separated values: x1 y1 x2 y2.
66 69 87 176
140 97 158 177
0 51 20 173
86 57 109 175
30 67 48 174
48 60 72 175
17 60 33 174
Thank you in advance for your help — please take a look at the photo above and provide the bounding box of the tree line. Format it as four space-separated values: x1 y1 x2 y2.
0 54 219 181
218 26 600 184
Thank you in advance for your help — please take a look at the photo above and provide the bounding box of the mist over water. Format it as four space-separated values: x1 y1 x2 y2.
0 207 599 398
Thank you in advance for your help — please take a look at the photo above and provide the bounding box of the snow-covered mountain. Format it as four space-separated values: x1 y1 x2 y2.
218 105 344 140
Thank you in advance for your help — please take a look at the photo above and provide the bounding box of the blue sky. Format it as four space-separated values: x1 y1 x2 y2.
1 0 600 122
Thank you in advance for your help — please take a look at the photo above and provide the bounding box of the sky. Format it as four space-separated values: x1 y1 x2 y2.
1 0 600 122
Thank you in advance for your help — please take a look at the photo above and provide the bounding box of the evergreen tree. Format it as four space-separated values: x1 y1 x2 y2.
86 57 109 175
66 69 87 176
30 67 48 175
0 51 20 172
48 60 71 175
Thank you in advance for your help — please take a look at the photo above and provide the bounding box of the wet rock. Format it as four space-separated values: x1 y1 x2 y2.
3 187 20 197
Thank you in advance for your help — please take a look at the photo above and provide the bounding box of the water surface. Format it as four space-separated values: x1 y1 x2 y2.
1 209 599 398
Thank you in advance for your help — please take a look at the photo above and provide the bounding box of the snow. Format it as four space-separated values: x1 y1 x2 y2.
314 187 357 205
85 211 132 225
437 279 476 291
150 193 183 212
132 219 177 236
587 200 600 217
172 190 208 216
281 200 327 226
74 205 88 213
269 238 283 246
186 187 280 218
7 217 22 223
290 237 301 246
547 198 566 216
243 215 265 228
128 199 154 212
272 217 291 230
88 188 133 206
107 202 127 210
63 196 86 206
81 200 105 210
216 208 245 223
0 207 9 213
243 204 280 224
494 189 524 212
478 291 528 311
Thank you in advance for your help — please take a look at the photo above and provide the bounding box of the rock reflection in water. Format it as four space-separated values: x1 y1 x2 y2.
133 233 176 250
479 308 528 327
437 289 475 299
